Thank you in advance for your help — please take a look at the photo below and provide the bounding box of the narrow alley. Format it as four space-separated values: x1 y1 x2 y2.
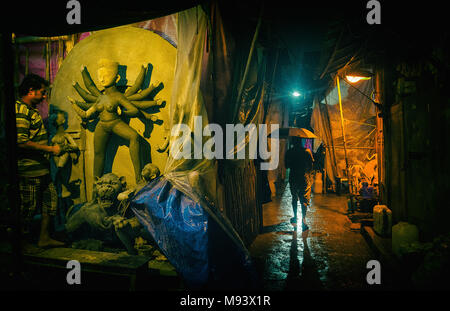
250 181 394 291
1 0 448 296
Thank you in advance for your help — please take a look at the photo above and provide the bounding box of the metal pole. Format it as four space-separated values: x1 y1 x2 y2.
336 76 353 195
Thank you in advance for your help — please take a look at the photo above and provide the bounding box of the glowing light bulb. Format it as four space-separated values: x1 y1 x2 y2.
292 91 301 97
346 75 371 83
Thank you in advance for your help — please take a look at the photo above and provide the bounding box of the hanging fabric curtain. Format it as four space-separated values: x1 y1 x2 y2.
198 0 270 245
311 77 377 190
130 6 257 289
311 97 338 185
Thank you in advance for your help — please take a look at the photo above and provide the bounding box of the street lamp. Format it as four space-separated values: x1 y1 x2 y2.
344 69 374 84
340 70 382 111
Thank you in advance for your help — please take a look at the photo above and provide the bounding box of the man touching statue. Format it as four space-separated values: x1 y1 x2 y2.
16 74 65 248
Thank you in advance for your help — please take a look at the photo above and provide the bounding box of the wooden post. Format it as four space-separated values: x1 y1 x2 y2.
1 32 23 275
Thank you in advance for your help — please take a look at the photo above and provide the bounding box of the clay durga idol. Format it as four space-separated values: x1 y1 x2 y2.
68 58 165 183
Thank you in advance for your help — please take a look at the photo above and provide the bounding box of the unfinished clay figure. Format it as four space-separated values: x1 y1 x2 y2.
65 172 127 244
66 166 160 254
50 110 80 198
51 110 79 168
68 58 164 182
114 163 161 254
117 163 161 201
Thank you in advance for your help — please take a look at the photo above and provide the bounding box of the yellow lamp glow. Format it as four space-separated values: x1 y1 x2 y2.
345 75 372 83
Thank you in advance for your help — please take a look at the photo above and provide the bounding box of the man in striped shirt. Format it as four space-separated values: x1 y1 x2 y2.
16 74 64 248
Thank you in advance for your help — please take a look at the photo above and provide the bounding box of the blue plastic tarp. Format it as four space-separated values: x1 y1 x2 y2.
130 176 258 289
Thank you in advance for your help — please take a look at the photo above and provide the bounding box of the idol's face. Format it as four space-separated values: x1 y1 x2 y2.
141 165 159 181
97 67 118 88
56 112 66 126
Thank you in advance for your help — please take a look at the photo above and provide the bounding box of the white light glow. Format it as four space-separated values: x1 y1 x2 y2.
346 75 371 83
292 91 301 97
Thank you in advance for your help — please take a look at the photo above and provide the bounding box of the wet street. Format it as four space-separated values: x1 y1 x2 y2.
249 182 387 291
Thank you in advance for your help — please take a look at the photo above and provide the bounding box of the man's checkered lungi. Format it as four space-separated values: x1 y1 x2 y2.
18 174 57 225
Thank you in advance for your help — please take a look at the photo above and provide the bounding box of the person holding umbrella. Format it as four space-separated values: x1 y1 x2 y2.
268 126 317 230
285 135 314 231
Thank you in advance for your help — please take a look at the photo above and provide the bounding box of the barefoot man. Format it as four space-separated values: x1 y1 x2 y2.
16 74 65 248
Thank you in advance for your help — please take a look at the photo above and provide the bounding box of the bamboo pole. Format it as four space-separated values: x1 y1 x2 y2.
375 68 384 203
323 91 338 190
264 47 279 123
45 39 50 81
336 76 354 195
25 48 29 75
233 2 264 122
14 36 70 44
328 146 375 149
